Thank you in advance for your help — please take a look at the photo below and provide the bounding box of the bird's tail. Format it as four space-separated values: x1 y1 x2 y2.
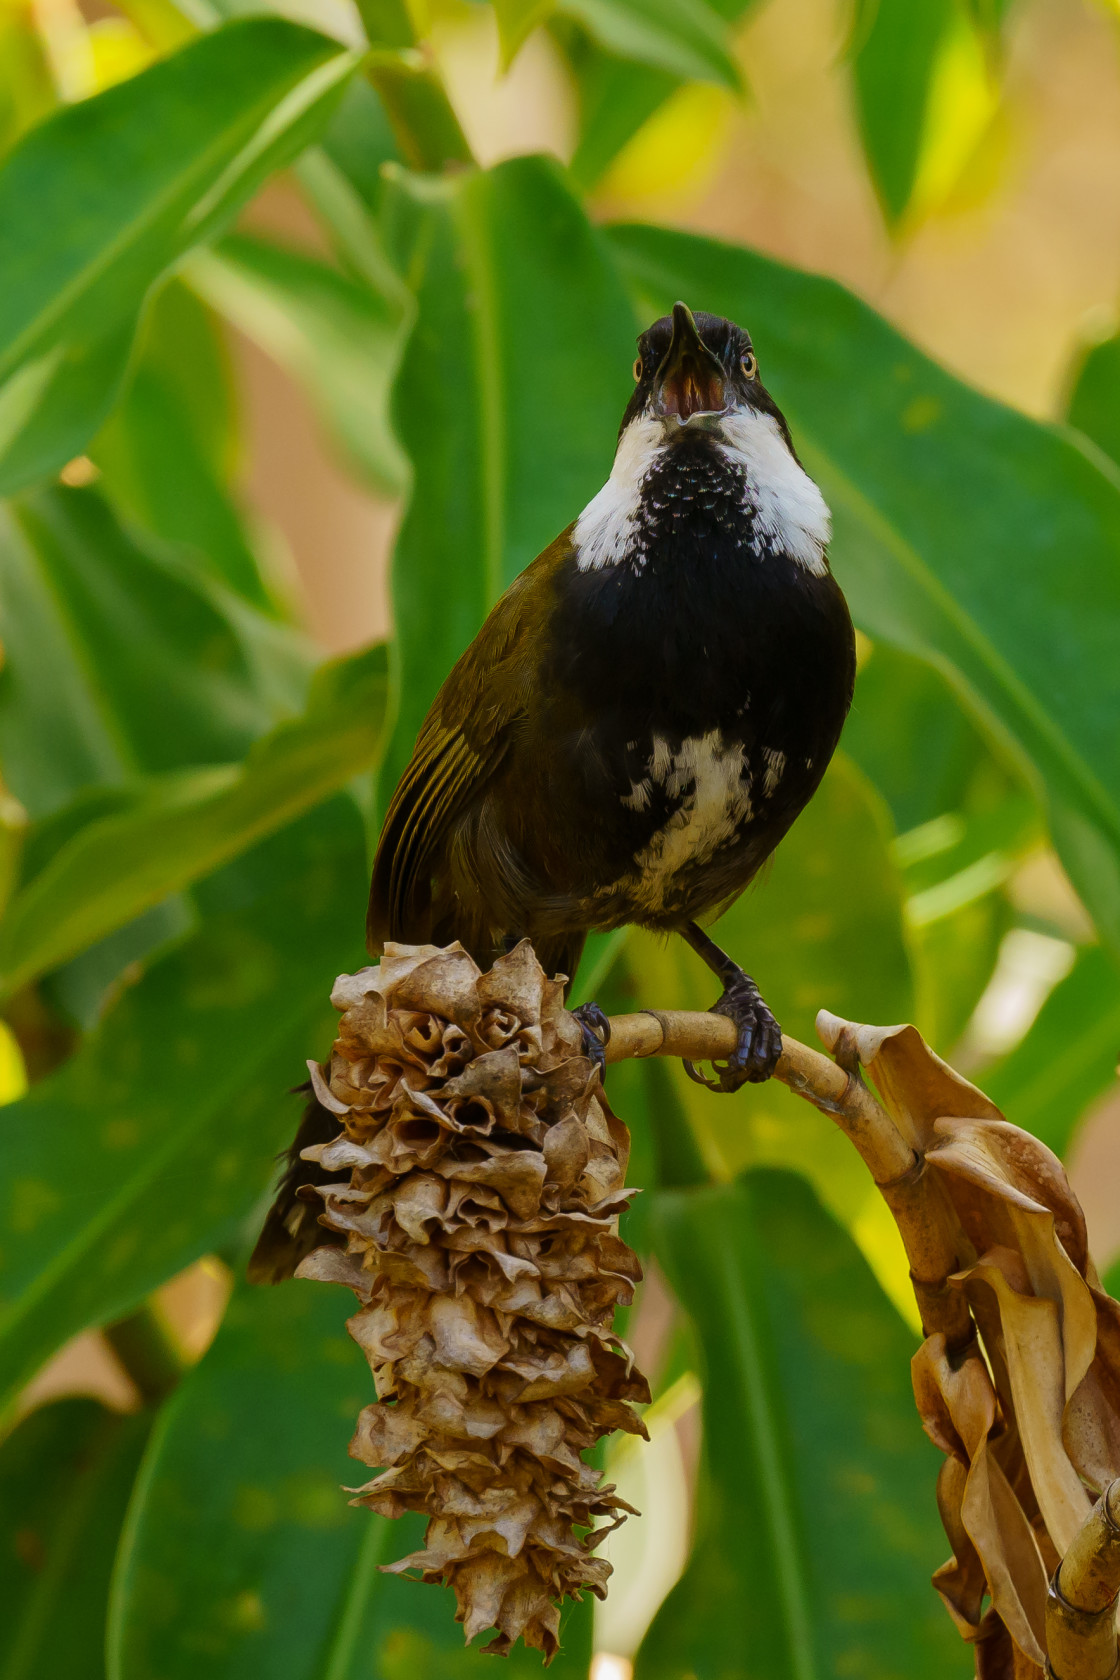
247 1089 346 1285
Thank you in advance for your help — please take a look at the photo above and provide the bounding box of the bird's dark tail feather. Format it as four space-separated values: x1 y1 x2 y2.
247 1088 346 1285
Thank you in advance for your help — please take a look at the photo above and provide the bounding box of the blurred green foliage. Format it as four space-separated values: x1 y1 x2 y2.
0 2 1117 1676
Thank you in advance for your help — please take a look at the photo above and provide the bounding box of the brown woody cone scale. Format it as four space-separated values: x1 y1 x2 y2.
295 941 651 1661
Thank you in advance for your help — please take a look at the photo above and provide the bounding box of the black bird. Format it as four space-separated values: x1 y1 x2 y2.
250 303 856 1282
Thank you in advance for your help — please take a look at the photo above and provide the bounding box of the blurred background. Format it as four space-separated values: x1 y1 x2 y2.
4 0 1120 1675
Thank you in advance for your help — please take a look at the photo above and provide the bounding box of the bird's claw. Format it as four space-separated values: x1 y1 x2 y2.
683 974 781 1093
572 1001 611 1083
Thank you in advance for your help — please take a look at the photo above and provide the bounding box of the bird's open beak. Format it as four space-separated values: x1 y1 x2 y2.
655 301 727 423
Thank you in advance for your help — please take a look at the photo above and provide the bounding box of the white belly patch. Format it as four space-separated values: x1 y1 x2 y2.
615 730 753 912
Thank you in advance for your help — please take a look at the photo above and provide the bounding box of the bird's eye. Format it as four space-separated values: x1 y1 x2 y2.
741 352 758 379
633 357 642 382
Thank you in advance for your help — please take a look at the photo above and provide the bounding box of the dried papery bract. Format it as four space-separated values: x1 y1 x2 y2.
805 1015 1120 1678
604 1007 1120 1678
295 941 650 1662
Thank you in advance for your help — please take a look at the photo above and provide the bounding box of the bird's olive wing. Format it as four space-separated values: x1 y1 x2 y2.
365 535 568 953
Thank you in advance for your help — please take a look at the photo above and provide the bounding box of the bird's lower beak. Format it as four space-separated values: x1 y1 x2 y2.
655 301 727 423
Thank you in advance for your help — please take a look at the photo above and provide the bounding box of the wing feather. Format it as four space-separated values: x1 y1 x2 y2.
366 534 570 952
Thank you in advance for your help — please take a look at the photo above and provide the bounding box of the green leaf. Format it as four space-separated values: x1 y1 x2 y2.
493 0 556 68
0 644 390 996
637 1169 965 1679
0 1397 151 1680
317 78 402 211
109 1279 390 1680
0 800 368 1418
1066 329 1120 470
566 48 678 192
187 231 411 498
980 943 1120 1158
92 279 270 609
109 1279 594 1679
844 642 996 836
379 154 636 792
562 0 756 188
560 0 742 90
365 53 474 174
609 223 1120 961
849 0 955 223
899 791 1039 913
909 890 1010 1054
0 484 309 820
844 644 1037 1050
629 755 914 1228
0 16 358 493
353 0 415 48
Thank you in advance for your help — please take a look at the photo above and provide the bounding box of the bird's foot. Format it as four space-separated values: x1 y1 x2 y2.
683 972 782 1093
571 1001 611 1083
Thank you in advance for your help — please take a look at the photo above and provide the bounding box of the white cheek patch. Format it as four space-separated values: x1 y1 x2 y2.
718 409 831 576
573 414 664 573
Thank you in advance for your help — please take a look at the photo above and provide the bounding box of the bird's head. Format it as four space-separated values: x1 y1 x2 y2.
618 301 787 445
573 300 830 577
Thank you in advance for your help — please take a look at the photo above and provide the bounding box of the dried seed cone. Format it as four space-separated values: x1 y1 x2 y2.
295 940 651 1662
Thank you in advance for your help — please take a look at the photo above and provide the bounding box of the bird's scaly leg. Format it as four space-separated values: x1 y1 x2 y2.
679 921 781 1090
571 1001 611 1083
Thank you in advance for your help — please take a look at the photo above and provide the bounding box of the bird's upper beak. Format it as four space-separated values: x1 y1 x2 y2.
655 302 727 424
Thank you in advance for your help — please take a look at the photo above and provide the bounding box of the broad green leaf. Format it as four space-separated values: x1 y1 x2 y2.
629 755 914 1227
560 0 741 90
0 16 358 492
188 231 411 498
110 1279 593 1679
0 484 309 819
844 642 996 836
0 644 389 996
980 943 1120 1158
899 791 1039 915
610 223 1120 962
563 0 756 189
92 279 270 608
844 644 1036 1050
353 0 414 47
294 148 408 303
637 1169 965 1680
0 1397 151 1680
317 77 402 211
493 0 555 68
505 0 743 86
1066 330 1120 470
567 49 677 192
109 1279 390 1680
909 890 1010 1055
849 0 955 224
47 899 199 1035
0 800 368 1417
380 154 635 792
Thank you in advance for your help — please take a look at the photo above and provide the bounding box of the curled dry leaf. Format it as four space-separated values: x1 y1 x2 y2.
817 1014 1120 1679
295 940 650 1662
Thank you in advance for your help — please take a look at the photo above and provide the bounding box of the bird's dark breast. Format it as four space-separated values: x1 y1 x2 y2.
520 438 855 930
